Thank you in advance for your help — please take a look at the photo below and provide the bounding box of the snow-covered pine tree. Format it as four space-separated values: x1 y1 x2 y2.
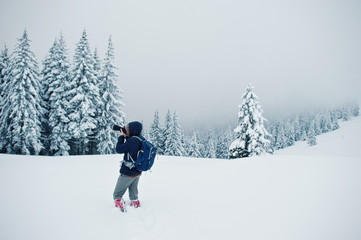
67 29 101 155
203 130 217 158
229 84 271 158
207 138 217 159
215 131 230 159
172 112 185 156
293 115 302 141
267 121 277 149
226 125 235 147
300 128 307 141
0 45 10 152
0 30 44 154
96 36 125 154
86 48 103 154
40 39 58 154
313 114 322 135
307 121 317 146
298 115 308 141
0 45 10 111
275 123 287 150
284 121 295 147
164 111 185 156
330 110 339 130
142 124 151 140
214 125 235 158
341 106 350 121
149 111 164 155
351 102 360 117
188 131 202 158
181 131 190 157
45 35 72 156
180 129 188 156
93 48 101 74
162 110 173 155
322 111 333 133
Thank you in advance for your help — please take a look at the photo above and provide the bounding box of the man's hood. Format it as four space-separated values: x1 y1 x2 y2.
127 121 143 137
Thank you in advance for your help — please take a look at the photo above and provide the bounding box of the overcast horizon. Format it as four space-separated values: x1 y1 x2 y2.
1 0 360 129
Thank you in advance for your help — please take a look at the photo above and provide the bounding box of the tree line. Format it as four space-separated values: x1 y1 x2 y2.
143 98 359 159
266 102 359 149
143 110 234 159
0 30 125 155
1 30 359 158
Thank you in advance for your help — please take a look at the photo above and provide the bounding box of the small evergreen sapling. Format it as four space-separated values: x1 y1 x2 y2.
307 128 317 146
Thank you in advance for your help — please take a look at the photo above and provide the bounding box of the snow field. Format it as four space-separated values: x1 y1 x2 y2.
0 117 361 240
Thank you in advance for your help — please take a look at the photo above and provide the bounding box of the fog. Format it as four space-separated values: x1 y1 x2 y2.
1 0 360 128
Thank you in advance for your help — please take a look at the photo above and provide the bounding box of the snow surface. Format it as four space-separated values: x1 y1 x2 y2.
1 117 361 240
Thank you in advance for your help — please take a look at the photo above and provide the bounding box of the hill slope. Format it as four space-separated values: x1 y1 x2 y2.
1 117 361 240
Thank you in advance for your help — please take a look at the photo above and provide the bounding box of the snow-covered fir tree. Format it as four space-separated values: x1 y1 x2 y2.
330 110 339 130
188 131 202 158
206 138 217 158
88 48 103 154
314 115 322 135
351 102 360 117
299 116 308 141
307 121 317 146
96 36 125 154
341 106 351 121
203 130 217 158
293 115 301 141
93 48 101 74
91 47 103 152
44 35 72 156
300 128 307 141
0 45 10 152
164 111 185 156
284 121 295 147
40 39 58 154
142 124 151 140
180 130 188 156
149 111 164 154
229 84 271 158
67 29 101 155
0 45 10 111
275 123 287 150
171 112 186 156
0 30 44 154
320 111 333 133
215 131 231 159
162 110 173 155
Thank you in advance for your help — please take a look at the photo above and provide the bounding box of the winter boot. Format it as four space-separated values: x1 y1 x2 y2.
130 200 140 208
114 198 126 212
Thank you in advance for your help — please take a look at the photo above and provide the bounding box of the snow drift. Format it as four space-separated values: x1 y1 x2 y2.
1 117 361 240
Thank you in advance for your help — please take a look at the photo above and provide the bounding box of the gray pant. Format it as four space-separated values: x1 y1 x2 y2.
113 174 140 200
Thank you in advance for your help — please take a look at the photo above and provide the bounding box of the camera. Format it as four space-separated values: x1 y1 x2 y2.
113 124 126 134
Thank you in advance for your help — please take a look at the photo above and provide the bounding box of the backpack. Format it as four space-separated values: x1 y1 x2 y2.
130 136 157 171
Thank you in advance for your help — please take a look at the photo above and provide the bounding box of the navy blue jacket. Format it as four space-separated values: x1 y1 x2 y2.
116 121 143 176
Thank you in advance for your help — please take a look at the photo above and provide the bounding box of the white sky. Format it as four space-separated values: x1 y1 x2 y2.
1 0 360 128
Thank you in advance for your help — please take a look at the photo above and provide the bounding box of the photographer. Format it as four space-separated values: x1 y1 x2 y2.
113 121 143 212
